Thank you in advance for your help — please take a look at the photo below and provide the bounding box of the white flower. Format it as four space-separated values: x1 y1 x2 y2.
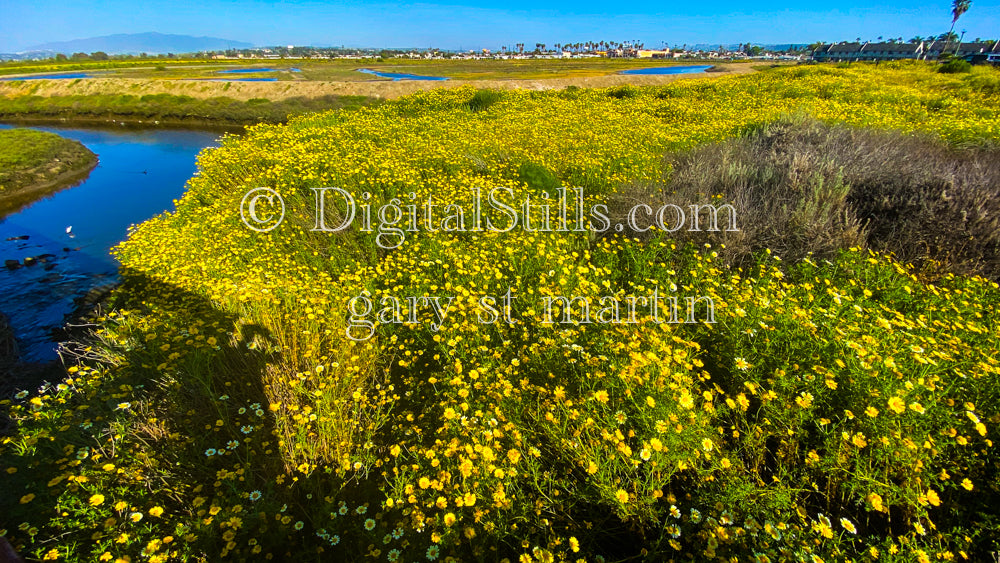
840 517 857 534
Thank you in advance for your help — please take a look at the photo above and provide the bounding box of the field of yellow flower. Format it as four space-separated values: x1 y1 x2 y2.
2 61 1000 562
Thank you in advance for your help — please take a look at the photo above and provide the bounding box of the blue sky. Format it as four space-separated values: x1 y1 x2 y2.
2 0 998 52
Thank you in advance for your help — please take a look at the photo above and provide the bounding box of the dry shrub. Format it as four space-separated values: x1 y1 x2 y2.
608 118 1000 277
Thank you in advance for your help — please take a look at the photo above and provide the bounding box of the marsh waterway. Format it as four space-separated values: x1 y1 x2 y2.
0 72 95 80
0 123 224 362
619 65 713 75
356 68 448 81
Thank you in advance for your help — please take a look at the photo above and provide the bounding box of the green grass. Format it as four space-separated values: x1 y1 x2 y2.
0 128 96 217
0 92 377 126
0 58 272 77
0 128 83 172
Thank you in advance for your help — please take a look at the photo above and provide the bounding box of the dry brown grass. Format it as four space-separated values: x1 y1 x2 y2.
609 117 1000 278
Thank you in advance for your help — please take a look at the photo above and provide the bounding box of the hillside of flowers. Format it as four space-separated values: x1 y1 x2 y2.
2 62 1000 562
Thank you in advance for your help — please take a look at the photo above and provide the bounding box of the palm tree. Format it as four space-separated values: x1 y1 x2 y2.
947 0 971 52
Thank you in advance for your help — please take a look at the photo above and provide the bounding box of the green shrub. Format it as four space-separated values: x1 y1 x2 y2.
606 85 639 99
926 96 954 111
0 92 376 124
517 161 562 197
939 59 972 73
467 88 503 112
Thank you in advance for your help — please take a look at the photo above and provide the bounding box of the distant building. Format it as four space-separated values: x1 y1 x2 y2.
813 41 923 62
813 39 999 62
813 42 864 62
636 49 671 58
923 40 999 60
862 42 923 60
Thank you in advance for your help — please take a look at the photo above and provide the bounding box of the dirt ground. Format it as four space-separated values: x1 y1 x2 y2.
0 65 756 101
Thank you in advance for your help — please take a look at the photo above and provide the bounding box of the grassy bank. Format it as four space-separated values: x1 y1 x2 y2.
1 62 999 562
0 128 97 217
0 92 376 126
0 58 250 77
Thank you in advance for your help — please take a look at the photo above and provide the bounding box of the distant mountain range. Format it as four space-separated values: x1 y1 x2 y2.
24 32 253 55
